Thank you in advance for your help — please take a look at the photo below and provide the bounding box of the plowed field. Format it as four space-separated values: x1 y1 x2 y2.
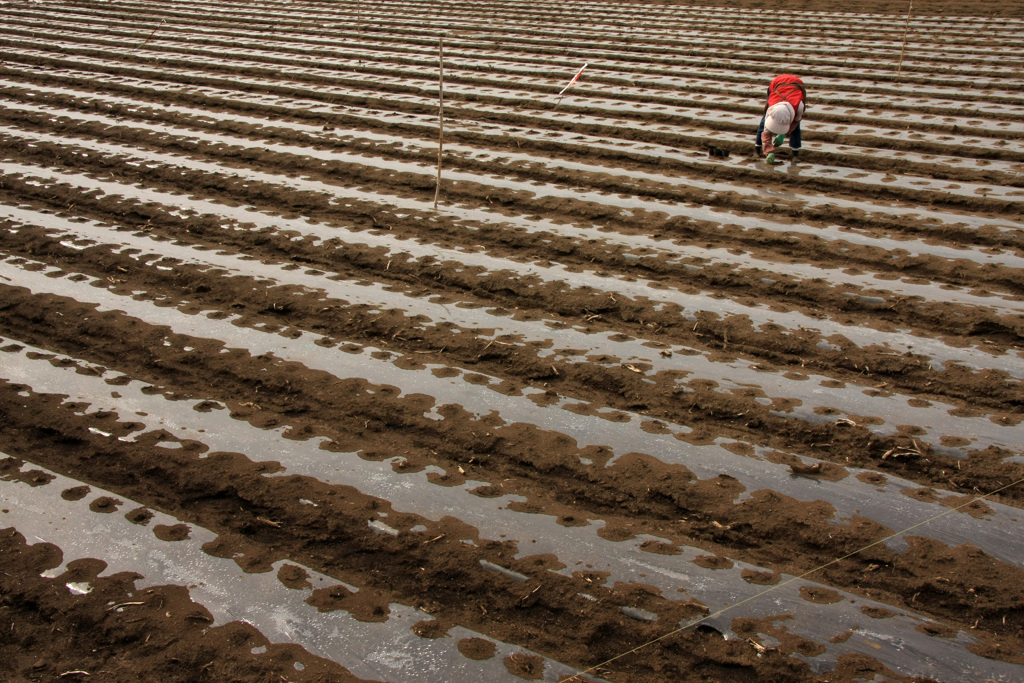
2 1 1023 681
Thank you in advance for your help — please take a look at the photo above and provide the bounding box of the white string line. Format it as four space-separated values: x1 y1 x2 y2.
565 475 1024 682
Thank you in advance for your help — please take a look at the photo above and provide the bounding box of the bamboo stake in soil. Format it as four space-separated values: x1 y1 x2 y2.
434 37 444 210
897 1 913 77
130 18 166 54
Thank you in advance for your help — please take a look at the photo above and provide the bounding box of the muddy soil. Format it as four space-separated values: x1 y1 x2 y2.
1 1 1023 682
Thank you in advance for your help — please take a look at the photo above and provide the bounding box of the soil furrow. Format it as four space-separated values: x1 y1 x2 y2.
2 287 1024 665
3 2 1023 680
5 14 1024 109
3 30 1023 145
23 1 1024 81
4 46 1024 167
2 125 1022 402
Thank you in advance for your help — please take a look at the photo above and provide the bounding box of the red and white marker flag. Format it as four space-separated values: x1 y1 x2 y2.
558 63 588 96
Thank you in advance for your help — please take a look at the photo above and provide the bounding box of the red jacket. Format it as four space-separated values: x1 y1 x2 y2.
768 74 806 111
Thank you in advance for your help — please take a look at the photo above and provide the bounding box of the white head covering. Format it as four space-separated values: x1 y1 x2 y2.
764 102 795 134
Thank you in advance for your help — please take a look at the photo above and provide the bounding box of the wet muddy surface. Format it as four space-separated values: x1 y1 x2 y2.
1 1 1023 682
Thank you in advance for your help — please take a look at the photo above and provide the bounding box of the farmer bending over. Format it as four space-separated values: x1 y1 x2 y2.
755 74 806 161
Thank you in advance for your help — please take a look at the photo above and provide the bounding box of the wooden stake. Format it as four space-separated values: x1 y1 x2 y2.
434 36 444 210
130 18 166 54
897 1 913 77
